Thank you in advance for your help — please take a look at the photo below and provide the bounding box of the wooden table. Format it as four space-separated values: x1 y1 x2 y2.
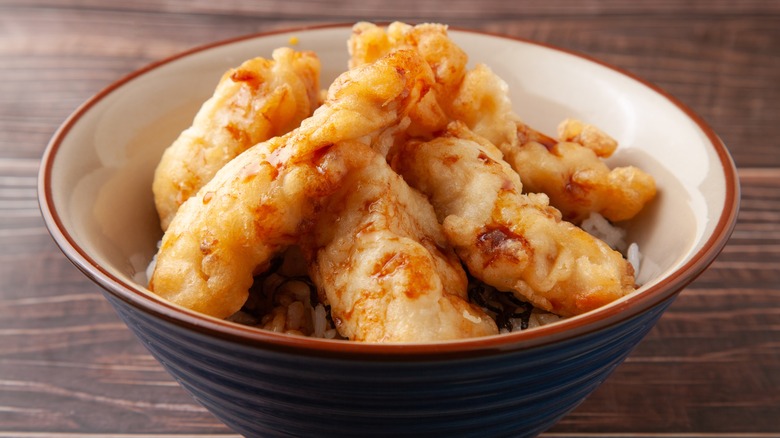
2 1 778 436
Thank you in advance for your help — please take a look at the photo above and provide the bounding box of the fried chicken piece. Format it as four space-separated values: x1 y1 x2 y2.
149 50 436 319
349 21 467 135
153 48 321 231
510 120 657 223
304 142 497 342
557 118 617 157
448 62 656 224
390 122 636 317
448 63 517 149
354 23 657 224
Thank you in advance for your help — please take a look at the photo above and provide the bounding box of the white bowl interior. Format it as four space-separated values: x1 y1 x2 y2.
47 26 728 315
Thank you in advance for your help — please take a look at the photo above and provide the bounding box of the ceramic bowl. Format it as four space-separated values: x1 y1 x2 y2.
39 24 739 437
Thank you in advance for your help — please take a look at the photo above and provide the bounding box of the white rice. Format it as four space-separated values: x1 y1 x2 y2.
526 310 563 329
581 212 641 277
141 240 161 286
313 304 328 338
580 212 627 252
627 242 641 276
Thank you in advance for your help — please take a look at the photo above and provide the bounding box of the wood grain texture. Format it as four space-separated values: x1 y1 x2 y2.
0 0 778 435
3 0 780 18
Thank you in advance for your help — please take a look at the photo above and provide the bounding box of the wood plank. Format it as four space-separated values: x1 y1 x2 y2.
3 0 780 18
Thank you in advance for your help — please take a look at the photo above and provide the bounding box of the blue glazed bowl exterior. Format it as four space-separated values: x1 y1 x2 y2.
106 290 673 437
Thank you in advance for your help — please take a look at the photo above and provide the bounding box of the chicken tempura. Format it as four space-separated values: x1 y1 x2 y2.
390 123 636 317
447 62 656 224
509 119 657 224
153 48 321 230
304 142 498 342
351 21 656 224
149 50 436 319
349 21 467 135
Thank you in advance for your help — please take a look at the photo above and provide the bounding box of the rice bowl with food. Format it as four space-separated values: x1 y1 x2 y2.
39 21 739 437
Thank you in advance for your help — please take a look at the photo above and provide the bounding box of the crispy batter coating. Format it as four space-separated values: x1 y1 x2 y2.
349 21 466 95
390 123 636 317
448 63 518 149
349 21 467 135
153 48 321 230
447 62 657 224
353 22 656 224
557 118 617 158
149 50 436 319
304 143 497 342
510 120 658 223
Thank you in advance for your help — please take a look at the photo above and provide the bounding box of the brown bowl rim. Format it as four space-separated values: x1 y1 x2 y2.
38 23 740 361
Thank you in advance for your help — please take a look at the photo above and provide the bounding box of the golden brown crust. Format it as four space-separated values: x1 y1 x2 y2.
507 121 657 224
349 21 467 137
304 143 497 342
391 123 636 317
149 50 437 319
351 23 657 225
153 48 321 230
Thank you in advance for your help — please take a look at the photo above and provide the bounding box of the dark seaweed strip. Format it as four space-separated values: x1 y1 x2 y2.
243 256 284 317
245 260 544 334
468 283 503 315
467 274 537 332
